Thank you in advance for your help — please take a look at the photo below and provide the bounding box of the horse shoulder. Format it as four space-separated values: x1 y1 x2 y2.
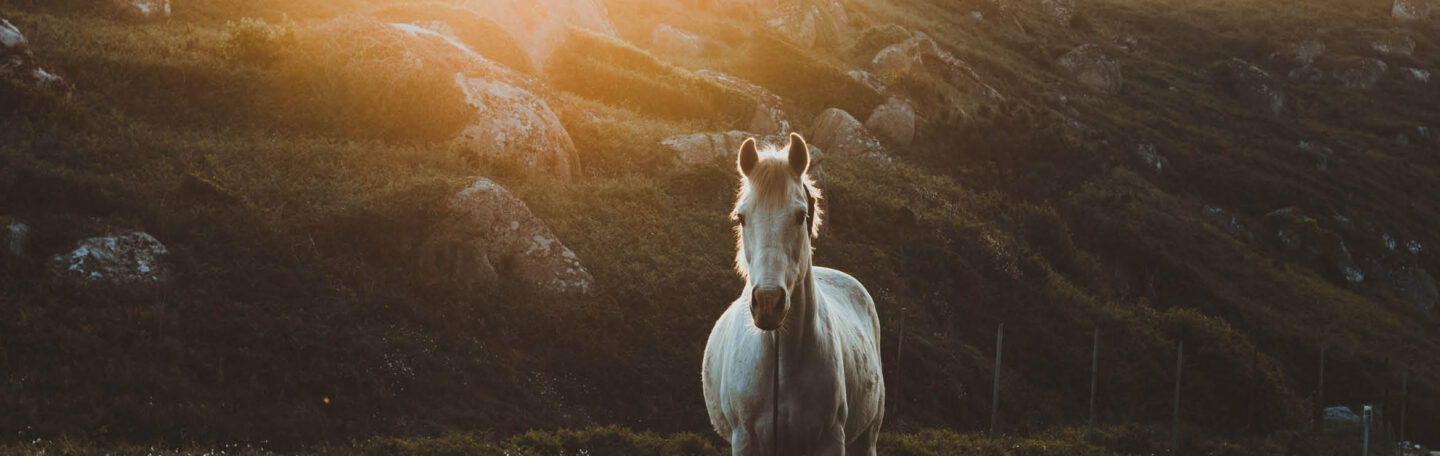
813 267 880 331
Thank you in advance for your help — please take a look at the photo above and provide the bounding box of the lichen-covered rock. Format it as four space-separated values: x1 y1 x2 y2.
810 108 886 160
1371 31 1415 56
695 70 791 136
1134 143 1170 175
769 5 819 49
0 18 69 93
1401 67 1431 83
1392 0 1431 20
1201 206 1254 242
1058 44 1123 94
1332 57 1387 90
1263 207 1363 284
392 23 577 180
421 178 593 295
848 70 886 93
112 0 170 19
1217 58 1291 119
3 218 27 259
870 31 1001 100
48 232 168 284
651 24 703 57
1299 140 1337 171
461 0 616 71
865 97 916 146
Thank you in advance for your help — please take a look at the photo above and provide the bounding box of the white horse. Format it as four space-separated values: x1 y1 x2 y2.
702 133 885 455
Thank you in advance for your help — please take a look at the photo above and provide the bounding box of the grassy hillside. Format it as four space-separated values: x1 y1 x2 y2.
2 0 1438 453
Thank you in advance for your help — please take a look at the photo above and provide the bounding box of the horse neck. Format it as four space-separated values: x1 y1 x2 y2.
778 250 819 358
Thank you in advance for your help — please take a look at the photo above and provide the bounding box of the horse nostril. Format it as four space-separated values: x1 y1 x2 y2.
752 287 784 313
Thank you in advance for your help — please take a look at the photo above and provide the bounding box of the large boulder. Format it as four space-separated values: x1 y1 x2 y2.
810 108 886 160
651 24 703 57
870 31 1001 100
847 70 886 94
111 0 170 19
1201 205 1254 242
865 97 916 146
695 70 791 136
461 0 616 71
1371 31 1415 56
421 178 593 295
392 23 577 180
1134 143 1171 175
1263 208 1363 284
1 18 68 92
1058 44 1123 94
1401 67 1431 83
769 4 819 49
1217 58 1291 120
48 232 168 284
1392 0 1431 20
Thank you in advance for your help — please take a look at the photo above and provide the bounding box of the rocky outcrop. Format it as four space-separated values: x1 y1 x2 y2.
1330 217 1438 312
48 232 169 285
1332 57 1387 90
1201 206 1254 242
1298 140 1336 171
1401 67 1431 83
392 23 577 180
1058 44 1123 94
1371 31 1415 56
1 18 68 92
461 0 616 71
848 70 886 93
3 218 27 259
1392 0 1431 20
810 108 886 160
1263 208 1363 284
421 178 593 295
1134 144 1170 175
865 97 916 146
1217 58 1291 119
112 0 170 19
870 31 1001 100
695 70 791 136
651 24 703 57
769 4 819 49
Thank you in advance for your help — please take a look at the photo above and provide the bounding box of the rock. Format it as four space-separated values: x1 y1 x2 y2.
1362 256 1438 312
1392 0 1431 20
421 178 593 295
3 218 27 259
48 232 168 284
769 5 819 49
695 70 791 136
1298 140 1336 171
392 23 578 180
1039 0 1076 23
1324 406 1360 424
864 97 916 146
1 18 26 51
1263 207 1363 284
870 31 1001 100
651 24 703 57
1201 205 1254 242
848 70 886 93
1271 40 1326 66
1058 44 1123 94
112 0 170 18
461 0 616 71
1218 58 1291 119
1332 57 1387 90
1371 32 1415 56
1402 67 1431 83
810 108 886 159
1134 144 1170 175
0 18 68 93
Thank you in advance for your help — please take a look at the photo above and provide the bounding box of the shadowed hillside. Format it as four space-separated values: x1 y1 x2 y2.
1 0 1438 454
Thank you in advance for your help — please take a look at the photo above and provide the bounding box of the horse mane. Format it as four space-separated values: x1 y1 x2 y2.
732 145 824 279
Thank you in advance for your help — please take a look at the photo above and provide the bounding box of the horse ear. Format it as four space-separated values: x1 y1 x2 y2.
738 137 759 177
787 133 809 177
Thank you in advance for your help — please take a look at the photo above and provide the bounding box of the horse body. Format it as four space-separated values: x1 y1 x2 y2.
702 134 884 455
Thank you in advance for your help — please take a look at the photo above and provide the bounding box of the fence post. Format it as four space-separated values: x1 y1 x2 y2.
1172 340 1183 454
1088 325 1098 442
990 322 1004 439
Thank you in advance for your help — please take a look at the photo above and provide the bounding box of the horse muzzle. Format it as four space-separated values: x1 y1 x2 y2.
750 286 788 331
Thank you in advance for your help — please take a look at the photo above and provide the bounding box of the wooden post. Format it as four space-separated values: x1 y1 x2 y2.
1088 326 1099 442
1401 368 1408 443
894 308 906 419
1315 346 1326 434
990 322 1004 439
1172 340 1183 454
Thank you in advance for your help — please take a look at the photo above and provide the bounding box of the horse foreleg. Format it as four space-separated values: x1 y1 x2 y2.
814 424 848 456
844 424 879 456
731 428 761 456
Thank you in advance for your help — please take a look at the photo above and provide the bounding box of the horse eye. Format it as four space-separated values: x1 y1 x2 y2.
795 211 807 225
